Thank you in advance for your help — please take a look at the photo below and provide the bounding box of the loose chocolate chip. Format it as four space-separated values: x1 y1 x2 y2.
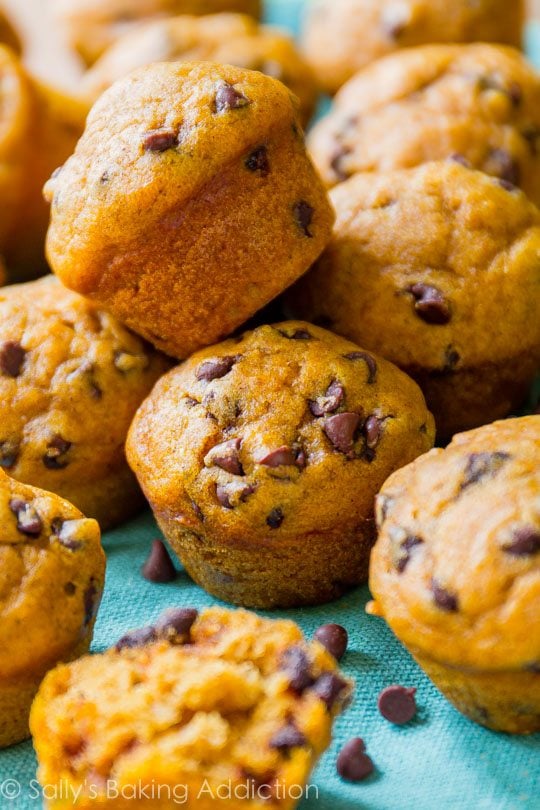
196 356 238 382
0 341 26 377
461 452 510 491
502 526 540 557
449 153 472 168
0 440 19 469
207 438 244 475
313 624 348 661
395 534 424 573
487 148 521 187
115 626 157 651
154 607 198 641
84 581 98 626
364 415 384 450
431 579 459 612
324 412 361 456
280 646 314 693
408 284 451 325
245 145 270 176
378 685 417 724
336 739 374 782
215 82 250 112
343 352 378 384
260 446 296 467
269 723 306 752
309 380 345 417
43 436 72 470
293 200 314 237
9 498 42 536
312 672 349 710
141 539 177 583
142 127 178 152
266 507 284 529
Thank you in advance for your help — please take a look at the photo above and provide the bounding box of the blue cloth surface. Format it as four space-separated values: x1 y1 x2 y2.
0 1 539 808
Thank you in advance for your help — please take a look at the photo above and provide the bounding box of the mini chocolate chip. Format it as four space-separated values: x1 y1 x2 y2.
0 440 19 469
343 352 378 384
313 624 348 660
115 626 157 651
508 82 523 107
269 722 306 752
382 5 408 39
9 498 42 536
191 501 204 521
196 356 238 381
0 341 26 377
521 125 540 155
309 380 345 417
216 482 255 509
487 148 521 186
64 581 76 596
100 170 109 183
330 145 352 182
84 581 98 626
375 493 393 525
431 579 459 612
215 82 250 112
461 452 510 491
364 415 383 450
408 284 451 325
324 412 361 456
207 438 243 475
114 351 150 373
280 328 312 340
449 153 472 168
499 178 518 192
216 484 233 508
525 662 540 674
336 739 374 782
245 145 269 176
141 539 177 583
53 520 84 551
312 672 349 710
154 607 198 641
260 446 296 467
395 534 424 573
142 127 178 152
280 646 314 693
443 346 461 371
378 685 417 724
266 507 284 529
43 436 72 469
293 201 314 237
502 526 540 557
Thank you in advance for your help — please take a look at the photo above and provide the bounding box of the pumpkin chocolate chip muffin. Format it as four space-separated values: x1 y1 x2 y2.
45 61 334 360
52 0 263 65
31 606 353 808
0 276 170 529
309 43 540 205
0 45 87 281
288 161 540 440
0 468 104 748
369 416 540 734
126 322 435 608
82 14 317 127
302 0 524 95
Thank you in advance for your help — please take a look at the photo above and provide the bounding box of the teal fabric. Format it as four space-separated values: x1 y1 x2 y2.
1 2 539 808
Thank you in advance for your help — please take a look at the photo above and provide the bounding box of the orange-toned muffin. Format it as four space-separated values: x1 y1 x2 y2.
0 8 20 53
302 0 524 94
52 0 263 65
288 161 540 440
82 14 317 127
0 276 170 529
0 468 104 747
369 416 540 734
31 606 353 808
0 45 87 281
308 43 540 205
45 61 334 360
126 322 435 608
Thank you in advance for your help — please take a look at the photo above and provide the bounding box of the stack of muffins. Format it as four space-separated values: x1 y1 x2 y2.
0 0 538 806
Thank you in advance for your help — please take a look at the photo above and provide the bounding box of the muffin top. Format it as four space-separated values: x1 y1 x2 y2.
309 43 540 198
369 416 540 671
0 276 169 487
127 322 434 541
293 160 540 371
82 13 317 125
0 468 104 680
32 606 352 791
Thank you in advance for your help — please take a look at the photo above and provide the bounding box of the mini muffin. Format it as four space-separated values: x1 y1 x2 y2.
0 9 21 53
0 276 170 529
0 468 104 747
126 322 435 608
309 43 540 205
82 14 318 127
0 45 87 281
45 62 334 360
369 416 540 734
52 0 263 65
302 0 524 94
288 161 540 440
31 606 353 808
